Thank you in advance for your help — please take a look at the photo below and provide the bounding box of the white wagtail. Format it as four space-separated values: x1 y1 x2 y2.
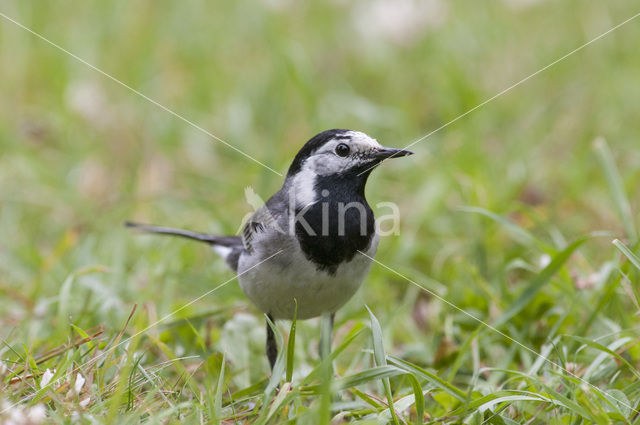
126 129 412 369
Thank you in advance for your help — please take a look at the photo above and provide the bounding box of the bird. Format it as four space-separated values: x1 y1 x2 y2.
126 129 412 370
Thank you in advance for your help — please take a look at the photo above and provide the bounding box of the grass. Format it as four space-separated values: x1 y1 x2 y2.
1 0 640 423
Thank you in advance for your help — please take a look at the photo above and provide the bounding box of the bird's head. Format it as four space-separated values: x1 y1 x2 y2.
286 129 412 179
284 129 413 206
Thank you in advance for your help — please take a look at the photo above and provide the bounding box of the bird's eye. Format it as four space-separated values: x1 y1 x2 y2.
335 143 350 157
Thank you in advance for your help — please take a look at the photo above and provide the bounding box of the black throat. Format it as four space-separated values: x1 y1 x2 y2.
294 169 375 275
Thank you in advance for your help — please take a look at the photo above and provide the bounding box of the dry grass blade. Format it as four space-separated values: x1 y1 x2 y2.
7 327 104 383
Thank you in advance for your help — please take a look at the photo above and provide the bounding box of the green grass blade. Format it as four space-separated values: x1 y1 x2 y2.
213 352 226 424
334 366 406 390
449 390 569 418
286 299 298 383
70 324 96 351
447 326 480 382
147 335 201 398
476 395 549 413
24 345 39 376
594 138 637 242
388 356 467 401
367 306 400 425
458 206 545 249
567 335 640 380
56 273 75 335
541 385 601 423
351 387 385 409
302 323 366 385
613 239 640 270
318 312 334 425
406 373 425 425
494 236 590 327
266 382 294 422
255 315 286 425
300 365 406 393
231 378 269 400
264 316 285 397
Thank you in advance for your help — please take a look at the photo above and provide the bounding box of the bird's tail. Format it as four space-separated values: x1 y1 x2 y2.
125 221 231 245
125 221 242 271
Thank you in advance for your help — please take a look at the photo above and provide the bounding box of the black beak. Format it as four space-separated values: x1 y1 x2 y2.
371 147 414 160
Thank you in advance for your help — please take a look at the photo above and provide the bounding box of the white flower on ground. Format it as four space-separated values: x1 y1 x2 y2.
0 400 47 425
79 397 91 408
40 369 55 389
25 405 46 423
74 373 86 394
538 254 551 268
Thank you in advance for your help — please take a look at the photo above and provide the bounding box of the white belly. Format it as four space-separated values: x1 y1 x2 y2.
237 234 379 320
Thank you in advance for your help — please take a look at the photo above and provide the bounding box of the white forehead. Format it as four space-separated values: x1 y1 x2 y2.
344 131 382 148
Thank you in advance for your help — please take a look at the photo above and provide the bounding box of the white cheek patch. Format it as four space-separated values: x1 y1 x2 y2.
291 164 317 207
308 154 348 175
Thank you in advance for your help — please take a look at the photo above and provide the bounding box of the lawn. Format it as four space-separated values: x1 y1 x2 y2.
1 1 640 423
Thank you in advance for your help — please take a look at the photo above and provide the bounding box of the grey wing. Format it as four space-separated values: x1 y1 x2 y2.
241 190 290 254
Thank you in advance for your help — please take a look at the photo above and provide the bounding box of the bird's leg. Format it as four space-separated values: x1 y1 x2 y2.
266 313 278 370
319 312 335 359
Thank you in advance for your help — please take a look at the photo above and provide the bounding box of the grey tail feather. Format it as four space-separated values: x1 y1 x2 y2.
124 221 241 247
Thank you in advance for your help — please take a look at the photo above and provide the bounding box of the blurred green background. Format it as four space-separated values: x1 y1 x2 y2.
1 0 639 423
